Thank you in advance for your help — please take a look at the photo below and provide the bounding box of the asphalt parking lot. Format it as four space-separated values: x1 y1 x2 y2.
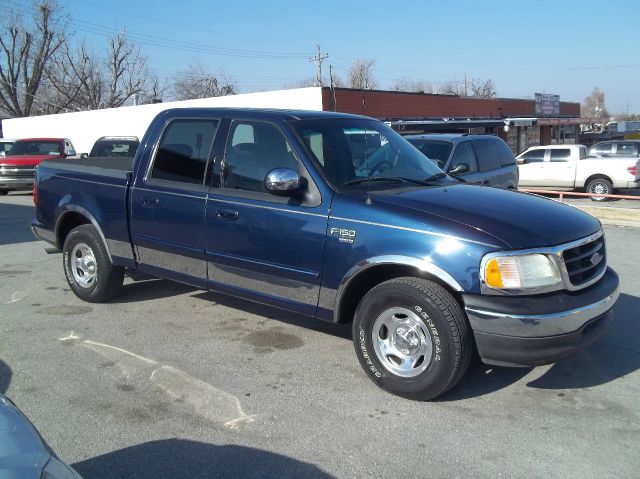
1 192 639 479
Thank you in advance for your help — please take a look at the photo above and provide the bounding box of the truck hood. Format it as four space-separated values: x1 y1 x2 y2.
373 184 601 249
0 154 61 166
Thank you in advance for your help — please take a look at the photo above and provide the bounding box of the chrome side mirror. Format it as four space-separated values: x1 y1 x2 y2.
265 168 300 195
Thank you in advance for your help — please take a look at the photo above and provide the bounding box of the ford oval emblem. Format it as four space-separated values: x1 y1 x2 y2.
590 252 603 266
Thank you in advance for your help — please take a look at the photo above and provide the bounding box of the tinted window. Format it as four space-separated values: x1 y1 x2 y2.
449 141 479 174
223 121 298 193
550 149 571 162
90 140 139 157
406 139 452 168
9 141 61 155
522 149 545 163
471 139 501 172
495 139 516 166
613 142 639 157
588 143 612 157
150 119 218 184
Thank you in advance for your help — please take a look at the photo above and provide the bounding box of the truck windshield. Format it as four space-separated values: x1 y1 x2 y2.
290 118 445 187
9 141 61 156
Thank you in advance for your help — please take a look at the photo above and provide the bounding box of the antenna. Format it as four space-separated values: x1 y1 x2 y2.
308 44 329 86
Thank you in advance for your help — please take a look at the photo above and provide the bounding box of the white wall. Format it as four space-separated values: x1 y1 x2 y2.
1 87 323 154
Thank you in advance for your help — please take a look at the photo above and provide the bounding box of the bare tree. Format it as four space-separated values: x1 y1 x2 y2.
348 58 376 89
392 77 433 93
470 78 496 98
47 32 159 110
171 62 236 100
440 81 464 96
0 0 66 116
287 73 343 89
582 87 609 119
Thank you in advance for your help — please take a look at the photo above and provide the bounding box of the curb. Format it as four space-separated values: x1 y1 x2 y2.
573 205 640 228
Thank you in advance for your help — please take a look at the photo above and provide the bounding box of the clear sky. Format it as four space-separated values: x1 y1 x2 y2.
18 0 640 113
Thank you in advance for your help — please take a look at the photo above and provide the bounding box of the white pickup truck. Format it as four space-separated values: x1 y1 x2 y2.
517 142 640 200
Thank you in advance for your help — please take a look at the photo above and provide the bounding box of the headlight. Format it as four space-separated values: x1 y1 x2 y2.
482 253 561 291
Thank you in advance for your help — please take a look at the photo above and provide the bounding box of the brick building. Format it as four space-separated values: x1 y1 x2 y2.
320 87 581 154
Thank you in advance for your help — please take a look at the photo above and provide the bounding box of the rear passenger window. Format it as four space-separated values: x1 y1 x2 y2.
588 143 612 157
550 149 571 162
471 140 501 172
151 119 218 184
222 121 298 193
449 141 479 174
495 140 516 166
614 142 638 157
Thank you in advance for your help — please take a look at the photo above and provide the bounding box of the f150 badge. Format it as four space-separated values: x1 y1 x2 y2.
330 227 356 244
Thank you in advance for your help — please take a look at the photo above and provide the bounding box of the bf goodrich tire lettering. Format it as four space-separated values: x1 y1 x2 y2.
352 277 471 400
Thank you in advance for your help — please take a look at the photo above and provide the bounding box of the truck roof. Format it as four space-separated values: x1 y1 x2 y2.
160 107 371 121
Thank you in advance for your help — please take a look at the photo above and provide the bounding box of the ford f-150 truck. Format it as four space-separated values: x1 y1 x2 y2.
31 108 620 400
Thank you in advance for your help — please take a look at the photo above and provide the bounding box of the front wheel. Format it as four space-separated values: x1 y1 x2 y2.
353 277 471 400
63 224 124 302
586 177 613 201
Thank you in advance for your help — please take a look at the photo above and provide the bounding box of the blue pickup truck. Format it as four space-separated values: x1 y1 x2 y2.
31 108 620 400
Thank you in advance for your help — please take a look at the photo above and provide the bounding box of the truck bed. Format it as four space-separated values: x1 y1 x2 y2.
41 156 134 179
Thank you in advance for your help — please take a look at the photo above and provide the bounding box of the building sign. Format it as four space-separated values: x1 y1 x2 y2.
535 93 560 116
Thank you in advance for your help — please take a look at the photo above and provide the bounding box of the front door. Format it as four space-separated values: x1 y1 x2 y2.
517 149 548 187
130 117 220 288
206 119 329 315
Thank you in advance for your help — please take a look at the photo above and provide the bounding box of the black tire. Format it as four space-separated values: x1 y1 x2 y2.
353 277 471 400
0 189 8 196
62 224 124 302
586 177 613 201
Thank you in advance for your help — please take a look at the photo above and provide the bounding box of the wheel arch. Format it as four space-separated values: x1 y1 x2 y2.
583 173 613 190
55 206 113 261
333 256 463 323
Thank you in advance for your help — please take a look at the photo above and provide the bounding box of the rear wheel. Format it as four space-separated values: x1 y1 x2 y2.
353 277 471 400
586 177 613 201
62 224 124 302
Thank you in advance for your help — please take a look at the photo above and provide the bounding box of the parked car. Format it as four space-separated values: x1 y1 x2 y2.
0 137 76 195
517 143 640 200
82 136 140 158
0 138 15 157
31 108 618 400
405 134 518 189
0 394 82 478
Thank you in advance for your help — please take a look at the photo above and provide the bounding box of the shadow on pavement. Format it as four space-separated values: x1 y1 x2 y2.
0 360 12 394
0 200 36 245
114 278 195 303
73 439 335 479
528 292 640 389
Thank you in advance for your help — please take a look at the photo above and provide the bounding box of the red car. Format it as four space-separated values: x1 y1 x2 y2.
0 137 76 195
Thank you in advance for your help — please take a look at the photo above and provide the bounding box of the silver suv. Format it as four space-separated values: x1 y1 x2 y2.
588 140 640 158
405 134 518 189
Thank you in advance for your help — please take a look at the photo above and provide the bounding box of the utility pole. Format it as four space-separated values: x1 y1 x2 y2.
309 44 329 87
626 102 631 117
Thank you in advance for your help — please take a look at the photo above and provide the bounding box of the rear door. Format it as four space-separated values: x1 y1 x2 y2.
205 118 330 316
130 116 220 288
544 148 576 187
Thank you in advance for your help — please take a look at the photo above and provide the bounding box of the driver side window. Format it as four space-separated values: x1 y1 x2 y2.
222 121 298 193
449 142 478 174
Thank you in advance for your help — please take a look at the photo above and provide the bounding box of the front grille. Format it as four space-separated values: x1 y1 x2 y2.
562 235 606 287
0 166 35 177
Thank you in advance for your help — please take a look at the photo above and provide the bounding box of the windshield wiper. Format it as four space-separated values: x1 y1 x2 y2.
423 172 449 181
342 176 432 187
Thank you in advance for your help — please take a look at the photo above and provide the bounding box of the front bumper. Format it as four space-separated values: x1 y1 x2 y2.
0 174 35 190
463 267 619 367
